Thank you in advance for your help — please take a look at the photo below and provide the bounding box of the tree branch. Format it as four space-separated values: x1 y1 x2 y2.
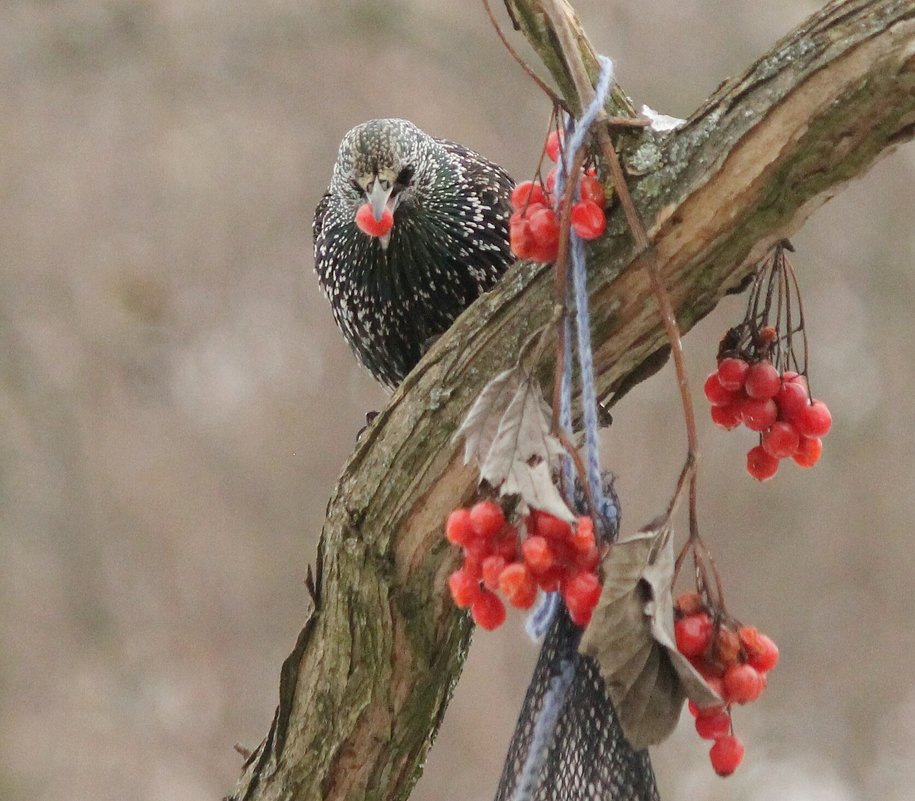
229 2 915 799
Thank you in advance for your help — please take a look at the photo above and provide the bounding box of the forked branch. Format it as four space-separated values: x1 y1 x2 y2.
230 3 915 800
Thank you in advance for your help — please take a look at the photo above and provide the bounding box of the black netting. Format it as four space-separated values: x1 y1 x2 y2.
492 609 659 801
493 474 659 801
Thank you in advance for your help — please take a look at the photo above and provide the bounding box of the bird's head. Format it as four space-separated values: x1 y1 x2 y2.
331 119 438 246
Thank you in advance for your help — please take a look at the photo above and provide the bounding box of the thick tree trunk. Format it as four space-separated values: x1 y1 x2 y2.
229 2 915 800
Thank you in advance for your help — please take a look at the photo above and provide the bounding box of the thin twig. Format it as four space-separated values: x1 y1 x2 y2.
541 0 701 540
482 0 569 110
550 143 590 434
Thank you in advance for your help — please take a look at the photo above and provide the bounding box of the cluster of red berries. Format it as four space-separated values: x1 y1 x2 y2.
674 592 779 776
445 500 603 630
509 131 608 262
704 355 832 480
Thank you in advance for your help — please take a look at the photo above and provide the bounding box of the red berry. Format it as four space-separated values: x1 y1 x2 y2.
715 626 741 666
510 180 547 209
471 590 506 630
355 203 394 238
675 591 705 616
750 633 779 672
461 545 485 581
737 624 760 652
575 544 601 572
792 436 823 467
445 508 474 545
565 571 601 605
689 698 725 718
695 710 732 740
709 735 745 776
570 200 606 239
795 400 832 438
579 173 605 205
545 130 563 162
710 403 742 430
565 572 601 627
570 516 595 552
675 612 713 657
522 536 556 574
704 373 738 406
528 240 559 264
448 568 480 608
498 562 538 609
776 379 808 419
469 501 505 539
746 445 779 481
739 397 778 431
462 533 489 562
482 555 507 591
704 675 726 699
494 533 519 562
510 217 535 259
762 421 800 459
528 207 560 248
744 361 781 399
545 167 558 196
739 626 780 672
723 663 765 704
536 565 565 593
691 696 725 717
716 357 749 391
689 653 723 680
520 201 547 220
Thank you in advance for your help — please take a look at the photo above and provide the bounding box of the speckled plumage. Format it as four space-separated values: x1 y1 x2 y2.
313 118 514 388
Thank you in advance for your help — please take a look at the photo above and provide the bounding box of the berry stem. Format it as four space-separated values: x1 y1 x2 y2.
594 94 703 545
780 246 813 396
541 0 701 545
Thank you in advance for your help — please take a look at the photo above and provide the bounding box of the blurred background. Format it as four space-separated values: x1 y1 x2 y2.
2 1 914 800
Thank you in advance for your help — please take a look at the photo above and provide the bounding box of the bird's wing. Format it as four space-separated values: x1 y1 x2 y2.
313 190 332 244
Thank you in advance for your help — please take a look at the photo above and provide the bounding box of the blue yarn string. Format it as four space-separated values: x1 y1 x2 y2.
561 56 615 177
524 591 559 642
510 659 576 801
526 56 616 642
570 222 604 516
563 55 616 519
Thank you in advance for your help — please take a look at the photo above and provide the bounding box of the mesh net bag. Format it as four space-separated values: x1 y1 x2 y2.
492 609 659 801
493 475 659 801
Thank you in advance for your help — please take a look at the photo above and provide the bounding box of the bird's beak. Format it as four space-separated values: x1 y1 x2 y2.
367 180 394 222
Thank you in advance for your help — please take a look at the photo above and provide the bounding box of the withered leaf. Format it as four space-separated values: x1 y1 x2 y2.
454 367 574 523
579 523 721 749
499 459 575 523
480 371 564 478
453 366 520 465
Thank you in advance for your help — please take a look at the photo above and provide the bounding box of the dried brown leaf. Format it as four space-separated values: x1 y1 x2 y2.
579 524 721 748
500 460 575 523
453 366 520 465
454 367 574 522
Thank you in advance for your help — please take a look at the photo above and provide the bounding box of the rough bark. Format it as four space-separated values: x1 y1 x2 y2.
229 2 915 800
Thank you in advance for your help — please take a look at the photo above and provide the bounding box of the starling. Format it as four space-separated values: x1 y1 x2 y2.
313 118 514 388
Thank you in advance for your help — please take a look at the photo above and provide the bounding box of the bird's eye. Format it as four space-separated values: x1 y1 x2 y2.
395 165 414 190
351 179 363 195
